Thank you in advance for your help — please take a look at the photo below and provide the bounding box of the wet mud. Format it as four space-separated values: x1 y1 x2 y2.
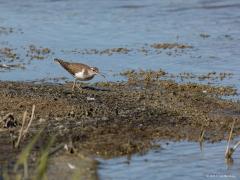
26 45 52 60
0 42 191 73
0 71 239 159
0 26 23 36
0 70 240 178
0 44 52 72
62 42 192 56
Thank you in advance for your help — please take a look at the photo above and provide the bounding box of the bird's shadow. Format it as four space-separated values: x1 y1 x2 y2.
81 85 111 91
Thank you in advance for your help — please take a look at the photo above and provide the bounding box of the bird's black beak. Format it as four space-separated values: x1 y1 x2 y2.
99 73 106 80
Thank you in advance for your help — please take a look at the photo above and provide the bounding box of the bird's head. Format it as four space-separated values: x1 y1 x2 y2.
90 67 106 79
90 67 99 75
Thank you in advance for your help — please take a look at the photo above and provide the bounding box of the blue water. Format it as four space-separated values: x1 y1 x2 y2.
0 0 239 92
99 141 240 180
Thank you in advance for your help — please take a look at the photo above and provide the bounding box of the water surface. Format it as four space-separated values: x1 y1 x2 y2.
99 141 240 180
0 0 239 93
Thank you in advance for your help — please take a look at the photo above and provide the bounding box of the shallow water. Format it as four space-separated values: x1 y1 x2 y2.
0 0 239 93
99 141 240 180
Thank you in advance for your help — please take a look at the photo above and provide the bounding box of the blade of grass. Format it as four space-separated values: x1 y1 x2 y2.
2 167 10 180
14 129 43 178
34 136 55 180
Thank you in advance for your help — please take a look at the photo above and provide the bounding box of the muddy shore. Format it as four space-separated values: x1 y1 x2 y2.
0 72 240 178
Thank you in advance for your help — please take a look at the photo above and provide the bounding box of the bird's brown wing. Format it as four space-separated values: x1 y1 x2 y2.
56 59 91 76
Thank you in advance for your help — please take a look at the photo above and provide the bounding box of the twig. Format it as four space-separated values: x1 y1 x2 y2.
15 111 27 148
23 105 35 138
225 119 236 159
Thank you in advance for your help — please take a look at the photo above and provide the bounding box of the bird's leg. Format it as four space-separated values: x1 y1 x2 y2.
76 80 82 90
72 79 76 91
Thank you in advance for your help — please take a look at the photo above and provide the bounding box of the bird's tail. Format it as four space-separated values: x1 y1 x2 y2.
54 58 69 67
54 58 72 74
54 58 63 64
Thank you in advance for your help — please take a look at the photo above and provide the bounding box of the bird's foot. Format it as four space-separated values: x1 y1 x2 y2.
76 84 84 93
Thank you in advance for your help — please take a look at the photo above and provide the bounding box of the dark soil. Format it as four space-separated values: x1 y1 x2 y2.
0 72 239 159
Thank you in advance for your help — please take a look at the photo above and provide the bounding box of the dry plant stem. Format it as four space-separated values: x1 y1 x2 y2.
225 119 236 158
199 124 205 142
199 130 205 142
15 111 27 149
23 104 35 137
233 141 240 151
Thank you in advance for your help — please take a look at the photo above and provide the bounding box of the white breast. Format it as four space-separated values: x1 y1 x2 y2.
75 70 95 80
75 70 85 79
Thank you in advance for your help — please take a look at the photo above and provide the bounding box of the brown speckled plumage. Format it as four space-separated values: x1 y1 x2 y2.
54 58 102 90
54 58 91 77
